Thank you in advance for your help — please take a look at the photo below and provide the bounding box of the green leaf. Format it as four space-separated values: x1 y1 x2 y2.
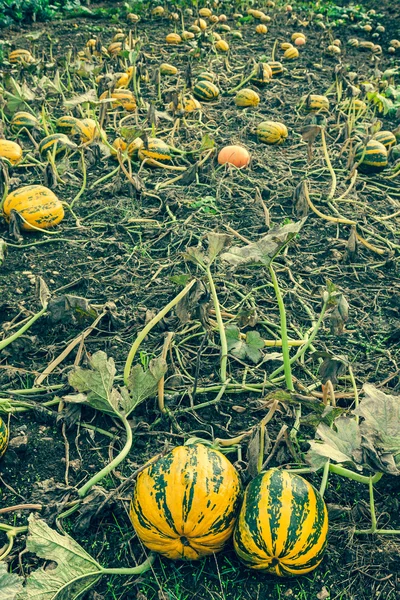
0 563 23 600
226 325 264 364
220 219 306 267
125 357 167 414
306 417 362 470
16 516 102 600
67 351 120 415
200 133 215 151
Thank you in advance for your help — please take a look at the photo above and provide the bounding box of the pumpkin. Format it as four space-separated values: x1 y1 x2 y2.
292 32 306 42
300 94 330 112
372 131 396 150
284 47 299 59
9 49 34 64
343 98 367 112
347 38 359 47
256 24 268 34
73 118 105 143
107 41 126 56
197 71 216 82
354 140 388 173
160 63 178 75
209 15 219 23
281 42 293 50
39 134 76 156
100 90 137 111
3 185 65 231
152 5 164 16
189 25 201 34
182 31 195 40
234 469 328 576
295 37 306 46
11 111 40 132
199 7 212 17
0 140 23 165
235 89 260 107
193 80 220 101
111 137 143 158
169 95 201 113
218 145 251 168
166 33 182 44
215 39 229 52
127 13 140 22
257 121 288 144
194 18 208 30
130 444 242 560
56 115 79 134
0 417 8 458
138 138 172 166
113 32 126 42
115 67 134 88
251 63 272 86
268 61 284 76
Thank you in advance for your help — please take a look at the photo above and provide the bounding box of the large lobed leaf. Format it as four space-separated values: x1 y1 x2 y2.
0 563 23 600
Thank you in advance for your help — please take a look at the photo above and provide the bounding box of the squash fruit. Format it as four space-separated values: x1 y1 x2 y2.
3 185 65 231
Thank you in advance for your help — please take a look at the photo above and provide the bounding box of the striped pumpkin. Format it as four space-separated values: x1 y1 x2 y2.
56 115 79 134
160 63 178 75
372 131 396 150
138 138 172 165
3 185 65 231
0 140 23 165
100 90 137 111
193 80 219 101
0 417 8 458
354 140 388 173
257 121 288 144
39 134 76 156
169 95 201 113
166 33 182 44
251 63 272 86
197 71 216 82
300 94 330 112
268 61 284 76
11 111 39 132
234 469 328 576
130 444 242 560
73 118 105 143
235 89 260 107
284 47 299 59
9 49 34 64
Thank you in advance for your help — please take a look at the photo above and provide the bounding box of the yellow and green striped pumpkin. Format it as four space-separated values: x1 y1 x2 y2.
0 140 23 165
39 134 76 156
11 111 40 132
138 138 172 165
56 115 79 134
300 94 330 112
354 140 388 173
234 469 328 576
257 121 288 144
235 89 260 107
0 417 8 458
73 118 105 143
3 185 65 231
268 61 284 76
251 63 272 86
193 80 220 101
130 444 242 560
160 63 178 76
197 71 216 82
372 131 396 150
9 49 34 64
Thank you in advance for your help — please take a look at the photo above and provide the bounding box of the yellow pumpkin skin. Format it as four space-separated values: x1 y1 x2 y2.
257 121 288 144
3 185 64 231
73 118 105 143
235 89 260 107
0 140 23 165
160 63 178 75
130 444 242 560
0 417 8 458
100 90 137 111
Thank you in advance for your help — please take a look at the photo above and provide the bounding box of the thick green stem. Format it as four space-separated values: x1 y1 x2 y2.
77 414 132 497
269 264 293 391
319 460 330 497
206 267 228 383
0 306 47 351
101 554 155 575
123 279 196 386
329 464 383 485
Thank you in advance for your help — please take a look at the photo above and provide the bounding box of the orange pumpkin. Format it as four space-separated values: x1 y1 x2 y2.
3 185 64 231
218 145 250 168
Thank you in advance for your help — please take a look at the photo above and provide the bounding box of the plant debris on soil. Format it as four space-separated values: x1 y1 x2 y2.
0 0 400 598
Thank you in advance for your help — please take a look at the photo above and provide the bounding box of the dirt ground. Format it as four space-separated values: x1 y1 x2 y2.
1 0 400 598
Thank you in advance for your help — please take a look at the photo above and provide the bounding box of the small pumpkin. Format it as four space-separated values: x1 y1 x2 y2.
166 33 182 44
169 95 201 113
284 47 299 59
281 42 293 50
257 121 288 144
372 131 396 150
38 134 76 156
152 6 164 16
160 63 178 75
11 112 40 132
138 138 172 166
354 140 388 173
100 90 137 111
130 444 242 560
115 67 134 88
256 24 268 34
194 18 208 30
234 469 328 576
218 145 251 168
9 49 34 64
0 417 8 458
0 140 23 165
215 39 229 52
199 7 212 17
268 61 284 76
292 32 306 42
197 71 216 82
300 94 330 112
182 31 195 40
56 115 79 134
235 89 260 107
251 63 272 86
73 118 105 144
3 185 65 231
107 41 126 56
193 80 220 101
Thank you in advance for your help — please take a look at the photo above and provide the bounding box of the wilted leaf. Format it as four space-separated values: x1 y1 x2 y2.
0 563 23 600
47 295 97 323
16 515 102 600
175 280 207 323
318 354 348 384
300 124 321 143
226 325 264 364
64 90 98 108
220 219 306 267
68 351 119 415
307 417 362 470
125 357 168 414
200 133 215 151
207 232 231 262
184 246 208 267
